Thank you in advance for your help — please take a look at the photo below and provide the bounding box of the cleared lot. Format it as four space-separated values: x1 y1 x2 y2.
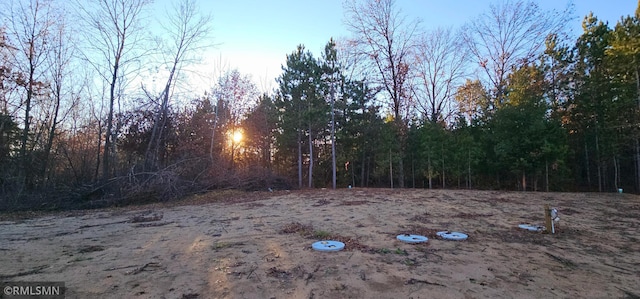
0 189 638 298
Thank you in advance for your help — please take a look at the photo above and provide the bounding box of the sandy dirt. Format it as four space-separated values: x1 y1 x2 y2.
0 189 639 299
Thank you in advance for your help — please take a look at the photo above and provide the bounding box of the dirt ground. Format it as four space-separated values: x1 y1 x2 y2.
0 188 639 299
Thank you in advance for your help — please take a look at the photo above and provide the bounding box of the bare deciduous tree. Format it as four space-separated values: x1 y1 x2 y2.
463 0 572 109
41 10 79 186
344 0 419 188
7 0 55 188
213 69 259 169
78 0 151 180
144 0 213 170
344 0 419 122
414 27 467 123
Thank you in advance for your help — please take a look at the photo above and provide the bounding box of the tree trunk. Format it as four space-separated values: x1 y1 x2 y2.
94 120 102 182
397 121 405 188
42 83 61 185
636 65 640 108
210 105 218 163
635 138 640 193
230 131 235 170
103 59 119 180
412 152 415 188
427 151 432 189
389 149 393 188
308 127 313 188
467 149 471 189
441 143 445 189
613 156 619 190
146 62 176 171
596 131 602 192
331 84 336 189
360 151 366 187
297 128 302 188
585 140 591 187
635 66 640 192
397 154 404 188
20 65 35 189
545 159 549 192
366 156 370 187
522 170 526 191
351 159 356 187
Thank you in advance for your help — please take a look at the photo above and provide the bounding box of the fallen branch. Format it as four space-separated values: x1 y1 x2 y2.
246 265 257 279
305 272 314 285
79 220 128 229
125 262 162 275
405 278 445 287
134 221 174 228
0 265 48 279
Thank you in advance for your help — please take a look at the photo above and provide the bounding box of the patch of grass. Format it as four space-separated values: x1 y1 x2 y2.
403 258 418 266
377 248 391 254
394 248 409 255
313 230 331 239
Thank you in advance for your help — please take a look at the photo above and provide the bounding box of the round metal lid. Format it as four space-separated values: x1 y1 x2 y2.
436 231 468 241
312 240 345 252
518 224 544 232
396 234 428 244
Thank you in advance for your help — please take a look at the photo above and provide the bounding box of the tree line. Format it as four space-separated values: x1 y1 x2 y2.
1 0 639 210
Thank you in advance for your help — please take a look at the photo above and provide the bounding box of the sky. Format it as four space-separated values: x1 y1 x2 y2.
152 0 639 95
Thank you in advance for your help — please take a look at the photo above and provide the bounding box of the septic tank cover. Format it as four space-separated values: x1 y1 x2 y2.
436 231 468 241
312 240 345 252
518 224 544 232
396 234 428 244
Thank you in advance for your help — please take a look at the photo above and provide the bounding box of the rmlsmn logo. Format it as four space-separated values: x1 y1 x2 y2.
1 282 65 299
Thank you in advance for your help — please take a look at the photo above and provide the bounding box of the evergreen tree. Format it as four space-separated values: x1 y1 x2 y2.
275 45 327 187
570 14 613 191
607 2 640 192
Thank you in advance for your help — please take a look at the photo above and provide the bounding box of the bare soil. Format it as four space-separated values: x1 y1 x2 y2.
0 189 639 299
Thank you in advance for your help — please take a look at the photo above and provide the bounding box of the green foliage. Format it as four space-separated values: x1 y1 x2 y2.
242 94 277 168
0 114 20 188
273 45 329 186
8 3 640 211
313 230 331 239
0 114 19 163
335 79 384 187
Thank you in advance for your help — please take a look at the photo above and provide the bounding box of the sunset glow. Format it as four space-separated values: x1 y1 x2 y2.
232 130 243 144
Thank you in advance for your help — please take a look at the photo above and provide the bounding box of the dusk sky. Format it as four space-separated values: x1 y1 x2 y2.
151 0 639 94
